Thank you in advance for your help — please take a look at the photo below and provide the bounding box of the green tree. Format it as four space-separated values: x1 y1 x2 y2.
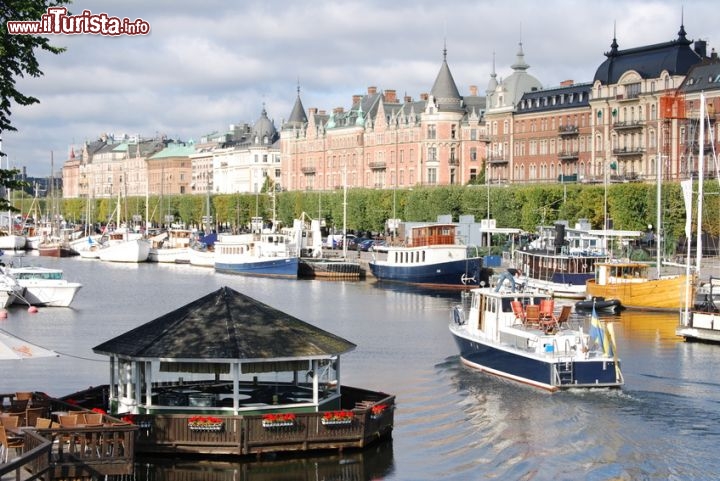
1 0 70 211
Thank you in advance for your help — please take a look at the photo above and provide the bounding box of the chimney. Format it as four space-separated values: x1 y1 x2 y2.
560 80 574 87
367 86 377 95
384 89 397 103
308 108 318 115
333 107 344 114
352 94 362 105
420 93 429 101
694 39 708 59
404 95 412 103
469 85 478 96
318 110 326 115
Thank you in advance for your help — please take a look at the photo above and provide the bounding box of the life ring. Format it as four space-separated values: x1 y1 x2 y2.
452 306 465 325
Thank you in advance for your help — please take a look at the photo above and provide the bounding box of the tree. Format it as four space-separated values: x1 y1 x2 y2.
0 0 70 211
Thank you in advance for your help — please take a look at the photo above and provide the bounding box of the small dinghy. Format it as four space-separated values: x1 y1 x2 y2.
575 296 622 313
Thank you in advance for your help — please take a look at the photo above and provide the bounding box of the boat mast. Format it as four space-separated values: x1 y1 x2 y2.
656 115 663 278
696 92 705 273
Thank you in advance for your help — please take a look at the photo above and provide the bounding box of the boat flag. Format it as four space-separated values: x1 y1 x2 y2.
589 305 605 353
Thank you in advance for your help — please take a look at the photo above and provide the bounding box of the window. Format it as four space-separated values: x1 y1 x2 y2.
470 147 477 161
471 129 477 140
427 125 436 139
451 125 456 139
427 168 437 184
428 147 437 161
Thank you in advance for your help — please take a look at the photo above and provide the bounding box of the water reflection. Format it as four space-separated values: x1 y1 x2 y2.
135 438 394 481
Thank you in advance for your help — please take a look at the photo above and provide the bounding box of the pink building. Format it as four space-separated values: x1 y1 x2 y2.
280 50 488 191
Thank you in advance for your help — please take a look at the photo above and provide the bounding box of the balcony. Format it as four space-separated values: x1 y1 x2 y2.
487 155 508 165
612 120 644 131
557 151 579 161
558 125 579 136
369 161 387 170
613 147 646 157
301 166 316 175
448 157 459 166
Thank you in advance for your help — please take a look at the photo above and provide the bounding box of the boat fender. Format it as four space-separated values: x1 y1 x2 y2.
452 306 465 325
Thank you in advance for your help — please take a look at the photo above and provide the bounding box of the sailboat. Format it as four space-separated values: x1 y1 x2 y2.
677 92 720 341
0 138 26 251
37 152 79 257
97 191 151 263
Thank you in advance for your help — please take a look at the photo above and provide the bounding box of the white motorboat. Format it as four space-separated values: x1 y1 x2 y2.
6 265 81 307
449 287 623 391
97 231 151 263
0 271 24 308
148 229 193 263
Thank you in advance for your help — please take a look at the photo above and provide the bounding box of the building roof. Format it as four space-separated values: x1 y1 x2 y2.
92 286 357 362
148 141 196 159
251 107 278 143
430 48 463 112
594 24 703 85
284 87 309 129
516 82 592 114
678 56 720 94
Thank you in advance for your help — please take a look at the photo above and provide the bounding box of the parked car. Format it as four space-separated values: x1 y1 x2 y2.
358 239 376 251
369 240 388 252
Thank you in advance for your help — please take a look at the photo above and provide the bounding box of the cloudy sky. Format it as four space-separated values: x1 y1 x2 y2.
3 0 717 177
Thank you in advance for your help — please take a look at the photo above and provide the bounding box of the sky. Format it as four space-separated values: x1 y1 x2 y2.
3 0 718 177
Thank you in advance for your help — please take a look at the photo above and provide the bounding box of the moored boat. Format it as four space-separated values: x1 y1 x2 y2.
97 231 151 263
575 296 623 313
586 261 693 311
214 232 299 278
369 223 487 288
6 264 82 307
515 220 642 299
449 287 623 391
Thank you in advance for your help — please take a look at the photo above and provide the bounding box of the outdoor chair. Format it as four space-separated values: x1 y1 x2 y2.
555 305 572 329
81 413 104 425
539 299 555 321
524 305 541 328
0 425 24 463
510 300 526 324
35 417 52 429
14 392 32 402
25 407 45 427
0 415 19 428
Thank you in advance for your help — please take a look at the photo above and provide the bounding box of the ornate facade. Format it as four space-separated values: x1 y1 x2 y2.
280 50 489 192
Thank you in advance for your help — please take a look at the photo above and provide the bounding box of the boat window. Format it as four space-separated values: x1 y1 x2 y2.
500 298 513 312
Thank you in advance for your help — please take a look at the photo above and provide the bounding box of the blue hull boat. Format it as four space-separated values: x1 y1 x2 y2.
449 288 623 391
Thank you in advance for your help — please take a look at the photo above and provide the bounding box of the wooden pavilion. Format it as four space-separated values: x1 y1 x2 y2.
91 286 394 456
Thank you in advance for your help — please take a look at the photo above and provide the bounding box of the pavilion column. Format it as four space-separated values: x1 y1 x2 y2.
311 360 319 405
334 357 341 395
144 361 153 409
232 362 240 415
134 361 143 413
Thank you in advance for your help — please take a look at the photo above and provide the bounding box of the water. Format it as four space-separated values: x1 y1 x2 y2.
2 256 720 480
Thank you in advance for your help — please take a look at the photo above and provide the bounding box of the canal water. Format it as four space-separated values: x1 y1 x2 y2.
2 256 719 480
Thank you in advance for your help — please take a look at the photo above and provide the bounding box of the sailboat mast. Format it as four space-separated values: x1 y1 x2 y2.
696 92 705 273
656 119 663 278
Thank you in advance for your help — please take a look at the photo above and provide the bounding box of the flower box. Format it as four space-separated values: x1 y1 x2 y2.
370 404 389 420
188 415 224 432
189 423 224 432
321 418 353 426
261 413 296 429
321 410 354 426
261 420 295 428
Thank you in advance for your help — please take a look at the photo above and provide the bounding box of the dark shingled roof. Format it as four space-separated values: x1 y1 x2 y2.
431 49 463 112
93 286 356 361
594 25 702 85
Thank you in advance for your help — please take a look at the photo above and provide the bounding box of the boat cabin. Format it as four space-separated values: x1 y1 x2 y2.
594 262 650 286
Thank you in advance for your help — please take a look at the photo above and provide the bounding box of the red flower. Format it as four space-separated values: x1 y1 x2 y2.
120 414 135 424
262 413 296 423
91 407 107 414
371 404 387 415
322 410 354 421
